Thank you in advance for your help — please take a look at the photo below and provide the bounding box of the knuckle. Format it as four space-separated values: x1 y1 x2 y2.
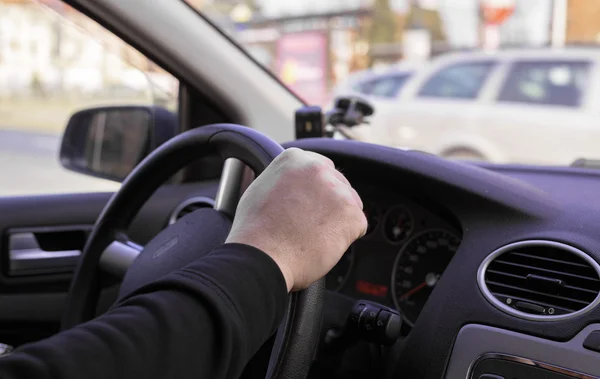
279 148 303 162
285 147 303 156
350 209 368 239
339 189 356 206
306 151 335 168
307 159 330 175
359 212 368 230
320 155 335 168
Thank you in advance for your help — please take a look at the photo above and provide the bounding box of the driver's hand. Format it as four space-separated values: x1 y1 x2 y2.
226 148 367 292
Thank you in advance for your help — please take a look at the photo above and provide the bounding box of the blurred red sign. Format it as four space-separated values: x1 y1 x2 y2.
481 0 515 25
276 32 327 106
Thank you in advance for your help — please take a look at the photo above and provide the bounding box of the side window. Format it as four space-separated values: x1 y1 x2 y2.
370 74 411 98
0 1 178 196
417 61 496 100
497 61 590 108
353 74 411 98
352 79 376 95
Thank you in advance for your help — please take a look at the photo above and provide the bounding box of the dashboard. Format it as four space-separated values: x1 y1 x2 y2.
12 127 600 379
70 135 600 379
325 183 461 327
285 138 600 379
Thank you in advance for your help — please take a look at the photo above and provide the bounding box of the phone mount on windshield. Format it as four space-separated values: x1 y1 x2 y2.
294 95 374 140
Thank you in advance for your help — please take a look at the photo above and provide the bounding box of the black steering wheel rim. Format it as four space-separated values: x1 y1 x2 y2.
61 124 324 379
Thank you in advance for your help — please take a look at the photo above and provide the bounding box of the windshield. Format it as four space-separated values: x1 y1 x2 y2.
188 0 599 167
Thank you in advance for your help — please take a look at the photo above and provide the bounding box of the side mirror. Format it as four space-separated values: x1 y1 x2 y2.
59 105 177 182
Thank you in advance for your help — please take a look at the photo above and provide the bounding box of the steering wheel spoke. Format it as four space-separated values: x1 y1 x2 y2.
99 236 143 279
214 158 247 218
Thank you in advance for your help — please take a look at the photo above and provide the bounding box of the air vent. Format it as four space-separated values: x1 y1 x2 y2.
168 196 215 225
478 240 600 321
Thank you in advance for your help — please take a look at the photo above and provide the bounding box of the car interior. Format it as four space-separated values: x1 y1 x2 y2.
3 1 600 379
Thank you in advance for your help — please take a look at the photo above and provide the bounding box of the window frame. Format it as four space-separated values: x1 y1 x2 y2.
0 1 189 194
65 0 234 182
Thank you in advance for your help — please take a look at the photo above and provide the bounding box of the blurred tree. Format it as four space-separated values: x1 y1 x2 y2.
402 3 446 42
244 0 259 12
30 71 46 98
368 0 398 67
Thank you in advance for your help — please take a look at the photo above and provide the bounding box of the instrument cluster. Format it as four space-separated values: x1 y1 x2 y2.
326 184 461 327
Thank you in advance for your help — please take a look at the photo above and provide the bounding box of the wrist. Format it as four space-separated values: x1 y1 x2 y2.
225 237 294 292
269 256 294 292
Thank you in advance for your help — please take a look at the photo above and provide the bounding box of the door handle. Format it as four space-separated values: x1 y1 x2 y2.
8 231 84 275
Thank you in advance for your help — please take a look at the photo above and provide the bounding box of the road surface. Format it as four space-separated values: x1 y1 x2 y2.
0 129 119 196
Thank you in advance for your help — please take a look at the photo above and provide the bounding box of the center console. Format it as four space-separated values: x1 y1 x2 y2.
445 324 600 378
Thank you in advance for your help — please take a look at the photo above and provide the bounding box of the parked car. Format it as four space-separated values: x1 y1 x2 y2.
329 63 417 100
341 48 600 165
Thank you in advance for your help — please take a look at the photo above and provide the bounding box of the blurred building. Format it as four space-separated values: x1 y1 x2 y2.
235 9 371 105
566 0 600 43
499 0 552 46
439 0 553 48
440 0 600 49
0 0 175 98
438 0 478 47
196 0 447 105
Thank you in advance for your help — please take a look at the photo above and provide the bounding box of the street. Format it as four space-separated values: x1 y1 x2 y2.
0 129 119 196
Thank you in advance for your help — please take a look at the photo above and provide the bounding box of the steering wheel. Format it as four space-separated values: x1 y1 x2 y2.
60 124 324 379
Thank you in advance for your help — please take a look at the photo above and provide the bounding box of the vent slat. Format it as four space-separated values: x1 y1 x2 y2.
491 260 600 284
509 251 590 269
482 242 600 318
487 269 599 295
499 251 596 278
486 280 590 307
489 293 578 313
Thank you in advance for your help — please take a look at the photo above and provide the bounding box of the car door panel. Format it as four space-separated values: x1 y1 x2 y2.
7 226 92 277
0 0 199 348
0 181 219 345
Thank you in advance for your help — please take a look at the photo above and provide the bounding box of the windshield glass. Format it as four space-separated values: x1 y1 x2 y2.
189 0 598 167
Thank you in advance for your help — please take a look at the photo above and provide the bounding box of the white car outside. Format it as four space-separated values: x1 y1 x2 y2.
329 63 418 101
341 48 600 166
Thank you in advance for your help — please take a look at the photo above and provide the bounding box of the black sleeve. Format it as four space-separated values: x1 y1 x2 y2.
0 243 288 379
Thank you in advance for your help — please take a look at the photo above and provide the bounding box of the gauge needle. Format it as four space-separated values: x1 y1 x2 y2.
400 273 440 301
399 281 427 301
393 214 405 237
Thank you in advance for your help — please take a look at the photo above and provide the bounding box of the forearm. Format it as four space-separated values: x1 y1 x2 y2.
0 244 287 379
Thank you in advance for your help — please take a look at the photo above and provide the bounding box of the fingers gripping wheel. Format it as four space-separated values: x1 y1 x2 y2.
61 124 324 379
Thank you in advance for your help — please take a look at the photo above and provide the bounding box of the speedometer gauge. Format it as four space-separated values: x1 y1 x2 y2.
391 229 460 326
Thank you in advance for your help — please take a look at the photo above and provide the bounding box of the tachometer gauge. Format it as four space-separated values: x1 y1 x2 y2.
391 229 460 326
326 246 355 291
383 205 414 244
